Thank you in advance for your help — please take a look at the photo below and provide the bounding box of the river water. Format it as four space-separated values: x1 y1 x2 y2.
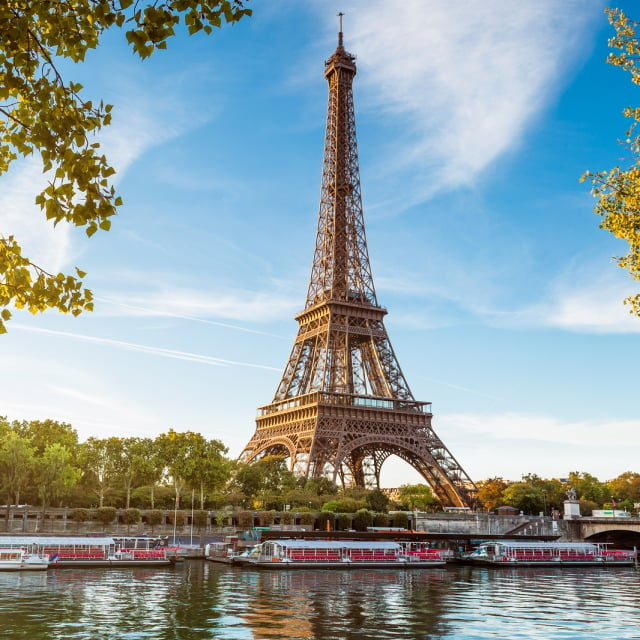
1 561 639 639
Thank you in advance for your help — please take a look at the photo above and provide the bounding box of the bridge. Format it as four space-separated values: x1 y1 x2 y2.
564 516 640 547
411 513 640 548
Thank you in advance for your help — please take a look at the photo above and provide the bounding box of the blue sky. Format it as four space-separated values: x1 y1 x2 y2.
2 0 640 486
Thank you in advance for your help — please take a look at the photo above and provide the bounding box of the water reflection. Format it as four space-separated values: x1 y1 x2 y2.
0 563 639 639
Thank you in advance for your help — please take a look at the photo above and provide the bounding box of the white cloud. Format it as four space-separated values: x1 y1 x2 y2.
0 159 72 273
444 411 640 447
0 57 215 277
319 0 602 202
487 264 640 334
12 324 281 370
96 287 299 326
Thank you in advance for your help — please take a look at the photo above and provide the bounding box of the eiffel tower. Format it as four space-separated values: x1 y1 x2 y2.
239 18 476 507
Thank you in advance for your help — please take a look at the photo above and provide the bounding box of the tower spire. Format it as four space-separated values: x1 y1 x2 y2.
239 26 477 507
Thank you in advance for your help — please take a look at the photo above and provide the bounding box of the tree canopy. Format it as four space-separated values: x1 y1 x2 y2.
0 0 251 333
583 8 640 315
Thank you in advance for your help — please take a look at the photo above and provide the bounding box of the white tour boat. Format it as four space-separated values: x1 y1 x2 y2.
233 539 447 569
0 536 176 567
463 540 636 567
0 548 49 571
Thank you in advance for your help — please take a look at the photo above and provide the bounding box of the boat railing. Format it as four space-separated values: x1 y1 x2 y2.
117 548 167 559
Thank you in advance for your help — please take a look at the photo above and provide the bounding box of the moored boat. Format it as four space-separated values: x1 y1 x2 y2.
463 540 636 567
0 547 49 571
0 536 176 567
233 539 447 569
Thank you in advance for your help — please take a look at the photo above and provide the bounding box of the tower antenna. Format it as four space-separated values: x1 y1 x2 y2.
338 12 344 47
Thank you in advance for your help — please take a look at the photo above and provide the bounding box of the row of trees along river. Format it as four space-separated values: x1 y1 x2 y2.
1 417 639 519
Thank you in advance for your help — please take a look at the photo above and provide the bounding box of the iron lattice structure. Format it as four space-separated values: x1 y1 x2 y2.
239 26 476 507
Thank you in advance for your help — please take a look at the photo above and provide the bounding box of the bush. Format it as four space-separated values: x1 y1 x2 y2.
145 509 163 532
94 507 117 527
366 489 390 513
258 510 275 526
167 510 186 527
122 508 141 531
70 508 90 531
321 497 367 512
279 511 294 525
373 513 389 527
392 511 409 529
317 511 335 531
298 512 315 526
352 508 372 531
193 510 209 530
236 511 254 528
335 513 351 531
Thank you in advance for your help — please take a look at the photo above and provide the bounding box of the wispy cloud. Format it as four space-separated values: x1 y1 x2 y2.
12 324 281 370
317 0 603 205
94 295 291 338
442 411 640 447
1 54 218 276
95 286 299 326
487 264 640 334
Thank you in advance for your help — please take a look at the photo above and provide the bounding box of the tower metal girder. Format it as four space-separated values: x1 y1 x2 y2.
239 24 477 508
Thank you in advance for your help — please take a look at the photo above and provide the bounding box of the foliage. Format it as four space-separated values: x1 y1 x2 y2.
373 513 389 527
70 507 91 522
79 437 123 507
236 510 253 528
257 510 274 526
352 508 372 532
0 1 251 332
477 477 509 511
122 508 141 525
193 510 209 530
156 430 230 509
582 8 640 315
395 484 438 511
607 471 640 504
282 488 324 510
366 489 390 513
298 512 315 526
232 456 296 505
321 497 367 513
70 507 90 530
317 511 335 531
391 512 409 529
279 511 294 525
36 443 80 513
145 509 163 532
567 471 609 505
167 509 186 527
501 481 546 514
578 500 599 517
0 430 35 511
302 477 339 496
94 506 117 525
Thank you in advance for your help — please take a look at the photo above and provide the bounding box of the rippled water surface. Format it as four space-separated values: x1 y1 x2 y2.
1 562 639 639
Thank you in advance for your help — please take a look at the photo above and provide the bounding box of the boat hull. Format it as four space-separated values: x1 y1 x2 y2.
50 558 175 568
0 562 48 572
234 558 446 569
466 558 634 567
